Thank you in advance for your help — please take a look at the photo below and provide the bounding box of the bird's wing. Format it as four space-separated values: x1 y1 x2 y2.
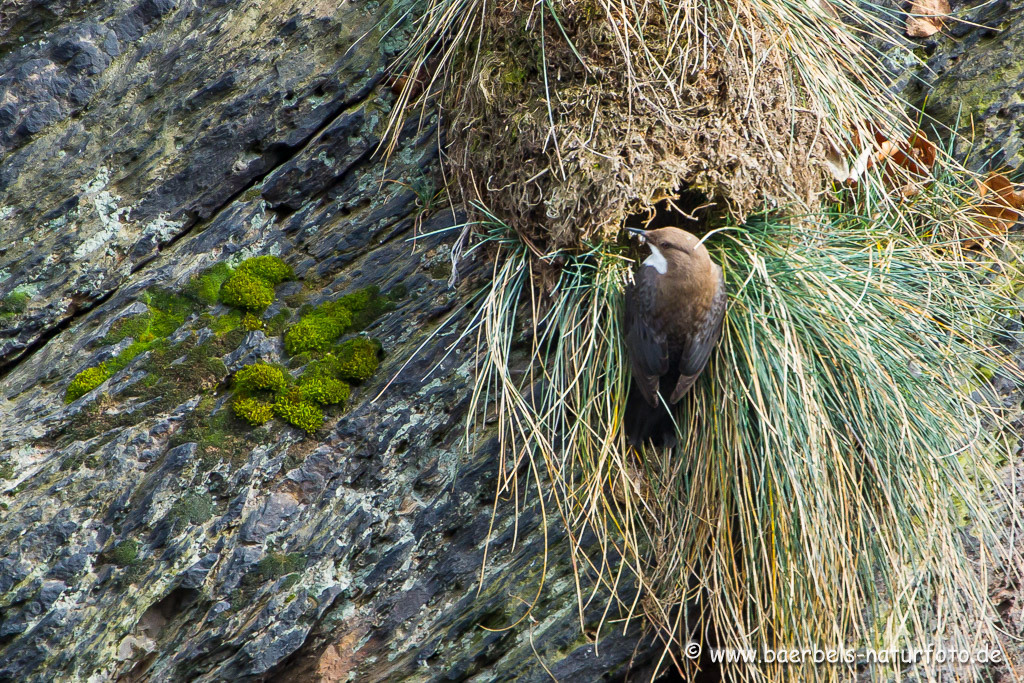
625 267 669 407
670 266 726 403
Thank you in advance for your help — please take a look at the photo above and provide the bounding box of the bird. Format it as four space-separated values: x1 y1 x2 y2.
622 226 727 448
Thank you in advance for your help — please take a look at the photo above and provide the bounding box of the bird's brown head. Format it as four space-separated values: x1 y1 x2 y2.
627 226 710 277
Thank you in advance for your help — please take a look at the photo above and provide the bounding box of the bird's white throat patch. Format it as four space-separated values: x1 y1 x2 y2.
643 244 668 274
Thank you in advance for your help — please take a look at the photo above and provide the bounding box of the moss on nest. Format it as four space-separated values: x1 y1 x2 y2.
393 0 907 249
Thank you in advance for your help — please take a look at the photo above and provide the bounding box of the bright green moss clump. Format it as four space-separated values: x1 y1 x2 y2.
242 312 264 331
66 366 111 402
234 363 286 392
217 256 293 313
236 255 293 284
282 286 399 356
298 375 350 405
233 397 275 425
273 389 324 433
335 337 381 382
284 304 352 355
219 271 275 312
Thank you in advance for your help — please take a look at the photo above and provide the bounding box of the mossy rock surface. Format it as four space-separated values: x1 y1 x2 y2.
21 0 1011 676
918 4 1024 172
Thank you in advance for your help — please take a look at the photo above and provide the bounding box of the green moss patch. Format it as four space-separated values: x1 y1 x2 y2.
241 312 264 331
66 366 111 403
0 290 29 316
101 290 193 346
234 363 286 393
166 490 215 530
233 396 275 425
207 310 242 334
218 255 294 313
105 539 140 566
236 255 294 285
334 337 382 382
242 552 305 587
68 289 199 403
219 271 275 312
283 303 352 355
272 389 324 434
184 262 233 305
281 285 398 355
298 375 350 405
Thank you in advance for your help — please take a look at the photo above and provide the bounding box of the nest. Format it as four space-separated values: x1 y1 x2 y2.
407 0 876 250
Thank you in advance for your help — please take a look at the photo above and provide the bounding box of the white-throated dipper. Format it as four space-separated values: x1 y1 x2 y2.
623 226 727 447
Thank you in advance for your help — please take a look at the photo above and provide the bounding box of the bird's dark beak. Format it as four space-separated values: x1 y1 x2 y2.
626 227 647 243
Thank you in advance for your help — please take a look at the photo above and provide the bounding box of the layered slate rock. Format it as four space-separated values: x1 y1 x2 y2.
3 0 1024 681
0 1 656 681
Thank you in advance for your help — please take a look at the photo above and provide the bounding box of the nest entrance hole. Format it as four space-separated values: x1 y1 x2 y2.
623 188 714 235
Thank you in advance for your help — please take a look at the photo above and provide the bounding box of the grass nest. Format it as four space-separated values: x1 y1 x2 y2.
388 0 907 247
383 0 1024 679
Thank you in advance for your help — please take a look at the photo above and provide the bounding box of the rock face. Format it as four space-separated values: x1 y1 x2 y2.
0 2 655 681
1 1 1022 682
908 0 1024 171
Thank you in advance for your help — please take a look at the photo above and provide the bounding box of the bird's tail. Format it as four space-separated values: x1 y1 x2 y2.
623 381 679 449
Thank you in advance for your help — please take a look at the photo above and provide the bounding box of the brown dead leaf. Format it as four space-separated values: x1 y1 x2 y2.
970 173 1024 239
906 0 951 38
837 126 938 191
907 131 937 173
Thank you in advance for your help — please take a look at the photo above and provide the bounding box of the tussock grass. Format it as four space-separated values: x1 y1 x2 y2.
460 168 1023 680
